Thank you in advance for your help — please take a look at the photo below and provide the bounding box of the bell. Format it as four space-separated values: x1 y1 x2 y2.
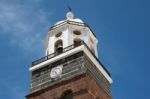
57 44 63 50
56 44 63 54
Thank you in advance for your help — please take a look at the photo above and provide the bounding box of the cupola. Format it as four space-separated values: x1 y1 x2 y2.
45 11 98 57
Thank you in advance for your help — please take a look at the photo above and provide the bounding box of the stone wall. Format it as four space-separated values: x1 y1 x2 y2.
27 74 111 99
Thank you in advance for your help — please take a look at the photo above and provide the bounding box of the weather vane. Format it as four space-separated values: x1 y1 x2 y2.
67 5 72 12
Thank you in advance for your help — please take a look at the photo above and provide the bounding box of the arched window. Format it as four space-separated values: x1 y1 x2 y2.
56 32 62 38
74 38 83 47
55 40 63 55
60 90 73 99
73 30 81 35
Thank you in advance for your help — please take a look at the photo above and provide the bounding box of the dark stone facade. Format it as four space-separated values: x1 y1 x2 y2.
27 51 112 99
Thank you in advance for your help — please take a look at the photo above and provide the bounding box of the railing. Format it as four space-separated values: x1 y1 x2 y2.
31 42 111 76
32 44 75 66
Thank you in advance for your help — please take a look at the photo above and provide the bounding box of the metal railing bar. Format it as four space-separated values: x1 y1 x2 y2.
31 41 111 76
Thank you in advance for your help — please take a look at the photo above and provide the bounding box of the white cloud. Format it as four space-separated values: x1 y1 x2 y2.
0 0 52 53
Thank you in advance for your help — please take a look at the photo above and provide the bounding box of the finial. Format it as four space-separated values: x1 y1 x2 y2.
66 6 74 20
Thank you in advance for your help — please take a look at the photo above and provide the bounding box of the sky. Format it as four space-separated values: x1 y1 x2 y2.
0 0 150 99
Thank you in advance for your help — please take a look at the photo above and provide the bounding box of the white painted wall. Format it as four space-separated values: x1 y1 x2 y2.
45 24 98 58
45 12 98 57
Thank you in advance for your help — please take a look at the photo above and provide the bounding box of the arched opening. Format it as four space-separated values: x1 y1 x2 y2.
74 38 83 47
55 40 63 55
56 32 62 38
73 30 81 35
60 90 73 99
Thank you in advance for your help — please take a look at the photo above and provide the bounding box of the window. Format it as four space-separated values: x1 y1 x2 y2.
55 40 63 55
56 32 62 38
74 38 83 47
60 90 73 99
73 30 81 35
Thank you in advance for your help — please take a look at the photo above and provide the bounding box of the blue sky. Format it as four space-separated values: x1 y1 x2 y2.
0 0 150 99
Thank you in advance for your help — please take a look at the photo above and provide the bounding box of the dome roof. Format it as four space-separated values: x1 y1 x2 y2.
55 18 83 25
55 11 84 25
70 18 83 23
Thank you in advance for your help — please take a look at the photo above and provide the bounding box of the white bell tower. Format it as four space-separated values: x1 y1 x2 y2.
27 11 112 99
45 11 98 57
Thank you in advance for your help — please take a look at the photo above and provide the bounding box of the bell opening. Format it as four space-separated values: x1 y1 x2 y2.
74 38 83 47
55 40 63 55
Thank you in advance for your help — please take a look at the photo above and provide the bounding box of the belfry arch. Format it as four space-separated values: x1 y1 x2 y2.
74 38 83 47
55 39 63 54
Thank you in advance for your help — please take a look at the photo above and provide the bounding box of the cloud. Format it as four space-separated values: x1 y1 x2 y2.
0 0 52 53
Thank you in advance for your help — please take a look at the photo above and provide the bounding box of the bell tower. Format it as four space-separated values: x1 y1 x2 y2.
26 11 113 99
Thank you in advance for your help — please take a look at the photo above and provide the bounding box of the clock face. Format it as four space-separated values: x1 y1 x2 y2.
50 65 63 78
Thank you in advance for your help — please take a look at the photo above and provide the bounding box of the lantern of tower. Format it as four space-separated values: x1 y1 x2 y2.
44 11 98 57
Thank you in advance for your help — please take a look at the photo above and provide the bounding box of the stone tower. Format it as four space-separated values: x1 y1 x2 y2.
26 11 113 99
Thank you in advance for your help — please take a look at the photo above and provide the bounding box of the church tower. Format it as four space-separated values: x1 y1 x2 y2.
26 11 113 99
